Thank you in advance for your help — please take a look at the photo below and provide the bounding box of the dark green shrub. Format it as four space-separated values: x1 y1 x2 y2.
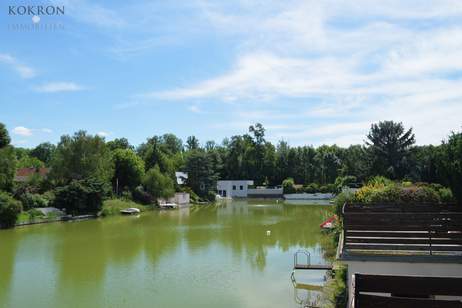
326 183 336 193
335 175 357 192
20 193 48 210
304 183 319 193
334 191 354 216
0 192 22 228
438 188 454 203
282 178 296 194
206 191 216 202
54 178 109 215
132 185 153 205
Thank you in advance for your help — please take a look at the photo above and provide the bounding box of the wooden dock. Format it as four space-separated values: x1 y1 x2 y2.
294 264 333 270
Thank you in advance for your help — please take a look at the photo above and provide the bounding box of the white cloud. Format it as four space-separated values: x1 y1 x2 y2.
0 53 36 79
34 82 85 93
133 1 462 145
97 131 110 137
41 128 53 133
13 126 33 137
188 105 201 113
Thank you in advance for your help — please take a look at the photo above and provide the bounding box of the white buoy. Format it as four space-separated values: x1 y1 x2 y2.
266 230 271 236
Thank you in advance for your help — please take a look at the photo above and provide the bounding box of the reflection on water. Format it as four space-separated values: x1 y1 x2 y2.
0 200 332 308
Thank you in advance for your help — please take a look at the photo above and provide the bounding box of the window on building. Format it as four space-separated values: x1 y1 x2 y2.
240 185 243 190
232 185 236 190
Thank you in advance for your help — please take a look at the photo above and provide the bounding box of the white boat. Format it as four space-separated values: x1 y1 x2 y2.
120 208 141 215
159 202 178 209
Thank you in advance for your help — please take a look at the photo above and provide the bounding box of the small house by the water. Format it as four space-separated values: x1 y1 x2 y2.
217 180 283 198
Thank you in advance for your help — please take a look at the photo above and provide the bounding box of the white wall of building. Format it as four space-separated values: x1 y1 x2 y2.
217 180 253 198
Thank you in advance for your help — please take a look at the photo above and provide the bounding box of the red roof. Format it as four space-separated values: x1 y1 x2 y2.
15 167 49 177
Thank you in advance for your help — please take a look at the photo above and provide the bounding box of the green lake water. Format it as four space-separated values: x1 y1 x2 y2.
0 200 332 308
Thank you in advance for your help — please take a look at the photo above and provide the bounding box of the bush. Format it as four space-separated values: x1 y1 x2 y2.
438 187 454 203
366 176 393 186
132 185 153 205
333 190 354 217
54 178 109 215
0 192 22 228
352 181 451 205
19 193 48 210
282 178 296 194
322 265 347 308
334 175 357 192
304 183 319 193
206 191 216 202
100 199 146 216
27 208 45 221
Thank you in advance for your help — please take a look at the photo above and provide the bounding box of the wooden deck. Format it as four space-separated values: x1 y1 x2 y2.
340 203 462 258
294 264 333 270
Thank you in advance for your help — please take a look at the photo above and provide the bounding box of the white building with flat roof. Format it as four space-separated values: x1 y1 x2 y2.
217 180 254 198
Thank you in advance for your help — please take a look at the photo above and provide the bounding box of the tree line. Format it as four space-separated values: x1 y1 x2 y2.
0 120 461 227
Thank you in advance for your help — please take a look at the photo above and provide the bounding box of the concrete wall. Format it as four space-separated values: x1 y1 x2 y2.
159 192 190 205
247 188 283 198
344 260 462 307
284 193 334 200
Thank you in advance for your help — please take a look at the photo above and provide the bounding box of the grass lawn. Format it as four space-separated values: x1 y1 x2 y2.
100 199 150 216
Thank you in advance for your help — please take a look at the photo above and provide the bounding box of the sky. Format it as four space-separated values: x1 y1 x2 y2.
1 0 462 148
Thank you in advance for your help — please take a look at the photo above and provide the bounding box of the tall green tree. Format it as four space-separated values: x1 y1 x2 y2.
107 138 133 151
0 123 16 191
0 123 11 149
143 165 175 200
184 150 218 197
409 145 440 183
50 131 113 184
30 142 56 165
0 192 22 229
314 145 342 184
186 136 200 151
366 121 415 179
112 148 145 194
438 132 462 205
142 138 174 174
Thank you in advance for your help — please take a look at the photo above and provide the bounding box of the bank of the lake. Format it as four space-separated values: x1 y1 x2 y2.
0 199 333 308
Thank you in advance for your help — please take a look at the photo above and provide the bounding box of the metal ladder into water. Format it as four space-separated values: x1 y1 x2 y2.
290 250 331 308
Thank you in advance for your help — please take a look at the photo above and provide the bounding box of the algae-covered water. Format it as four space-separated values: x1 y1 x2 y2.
0 200 332 308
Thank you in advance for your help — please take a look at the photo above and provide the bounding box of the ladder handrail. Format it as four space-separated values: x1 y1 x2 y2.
294 249 311 267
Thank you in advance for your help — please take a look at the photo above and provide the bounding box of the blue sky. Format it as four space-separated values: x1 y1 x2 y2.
1 0 462 148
